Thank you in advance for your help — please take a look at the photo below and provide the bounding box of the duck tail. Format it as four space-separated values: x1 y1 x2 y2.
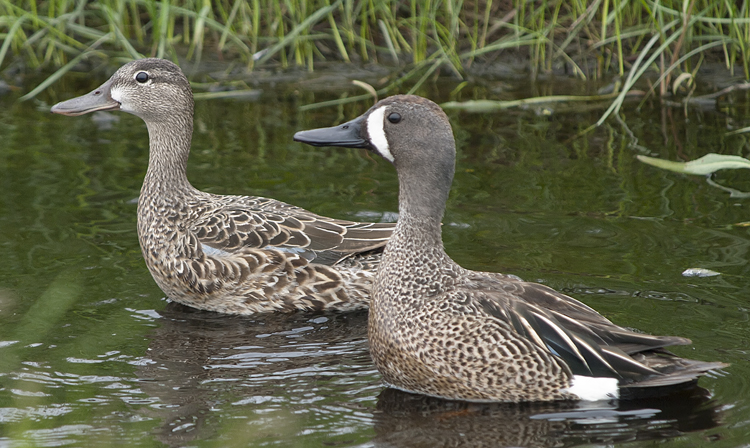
619 355 728 399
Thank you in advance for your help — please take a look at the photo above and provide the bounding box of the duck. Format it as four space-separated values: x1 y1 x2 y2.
293 94 727 402
50 58 394 314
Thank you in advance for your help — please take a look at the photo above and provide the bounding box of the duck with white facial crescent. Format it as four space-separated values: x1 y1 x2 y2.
294 94 727 402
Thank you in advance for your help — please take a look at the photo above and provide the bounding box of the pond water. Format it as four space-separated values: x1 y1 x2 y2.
0 66 749 447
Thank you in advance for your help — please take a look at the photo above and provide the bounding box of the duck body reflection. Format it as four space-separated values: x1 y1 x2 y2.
374 387 722 447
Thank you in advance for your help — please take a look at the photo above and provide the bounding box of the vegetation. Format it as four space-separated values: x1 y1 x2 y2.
1 0 749 109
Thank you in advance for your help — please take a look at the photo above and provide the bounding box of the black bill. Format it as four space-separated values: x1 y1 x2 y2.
293 116 369 148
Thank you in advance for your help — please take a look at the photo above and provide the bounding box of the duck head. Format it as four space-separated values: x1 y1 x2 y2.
294 95 455 168
294 95 456 218
51 58 193 123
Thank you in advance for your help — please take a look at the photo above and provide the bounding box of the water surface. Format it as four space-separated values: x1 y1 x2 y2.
0 68 748 447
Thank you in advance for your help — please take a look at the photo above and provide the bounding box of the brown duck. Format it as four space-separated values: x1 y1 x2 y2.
51 58 393 314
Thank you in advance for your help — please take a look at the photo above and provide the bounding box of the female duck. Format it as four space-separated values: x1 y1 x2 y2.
294 95 726 402
51 59 393 314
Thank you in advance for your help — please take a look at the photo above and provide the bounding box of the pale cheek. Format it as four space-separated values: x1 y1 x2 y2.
109 86 134 113
110 86 122 103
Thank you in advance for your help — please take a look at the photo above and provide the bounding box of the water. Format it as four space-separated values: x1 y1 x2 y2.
1 68 749 447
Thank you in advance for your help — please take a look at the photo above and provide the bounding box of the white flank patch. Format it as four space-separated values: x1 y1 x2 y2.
564 375 619 401
366 106 394 162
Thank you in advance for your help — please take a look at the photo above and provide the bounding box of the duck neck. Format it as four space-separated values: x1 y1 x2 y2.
377 166 458 299
390 163 453 251
142 114 194 194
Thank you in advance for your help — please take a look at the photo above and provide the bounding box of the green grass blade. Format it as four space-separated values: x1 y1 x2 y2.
19 33 111 101
258 0 342 65
0 12 27 69
597 19 681 126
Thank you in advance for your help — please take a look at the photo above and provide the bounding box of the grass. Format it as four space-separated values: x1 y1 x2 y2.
1 0 749 114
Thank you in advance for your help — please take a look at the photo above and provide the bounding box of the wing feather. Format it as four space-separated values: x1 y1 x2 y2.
187 196 394 265
472 274 719 387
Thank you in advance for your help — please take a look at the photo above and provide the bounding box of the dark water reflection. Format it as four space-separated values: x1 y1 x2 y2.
374 387 722 447
1 69 749 446
138 304 375 446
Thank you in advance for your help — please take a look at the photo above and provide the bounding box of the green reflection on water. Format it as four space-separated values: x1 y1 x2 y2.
0 80 749 446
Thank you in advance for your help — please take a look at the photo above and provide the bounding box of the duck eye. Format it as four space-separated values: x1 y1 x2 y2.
387 113 401 124
135 72 149 83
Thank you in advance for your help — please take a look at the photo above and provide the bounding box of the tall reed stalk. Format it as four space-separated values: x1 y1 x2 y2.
1 0 748 102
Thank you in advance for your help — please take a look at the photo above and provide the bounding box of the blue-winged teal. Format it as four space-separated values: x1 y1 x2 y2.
51 59 394 314
294 94 726 402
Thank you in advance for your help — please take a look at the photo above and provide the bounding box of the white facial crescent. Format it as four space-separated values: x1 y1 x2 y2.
366 105 395 162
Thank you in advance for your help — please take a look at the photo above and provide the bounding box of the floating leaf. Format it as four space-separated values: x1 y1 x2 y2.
726 126 750 136
193 89 262 101
637 153 750 175
682 268 721 278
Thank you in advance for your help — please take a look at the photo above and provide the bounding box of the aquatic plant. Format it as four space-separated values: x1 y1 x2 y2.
2 0 749 109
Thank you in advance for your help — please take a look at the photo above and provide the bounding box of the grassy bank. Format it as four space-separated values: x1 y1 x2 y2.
2 0 749 104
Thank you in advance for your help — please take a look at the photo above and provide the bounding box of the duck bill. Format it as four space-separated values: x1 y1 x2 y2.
51 78 120 116
293 116 369 148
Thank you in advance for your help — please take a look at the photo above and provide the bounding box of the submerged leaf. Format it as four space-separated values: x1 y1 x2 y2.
637 153 750 175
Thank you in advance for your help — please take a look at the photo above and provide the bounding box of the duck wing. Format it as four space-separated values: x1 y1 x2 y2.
467 272 688 351
189 196 394 265
475 292 658 380
465 275 725 387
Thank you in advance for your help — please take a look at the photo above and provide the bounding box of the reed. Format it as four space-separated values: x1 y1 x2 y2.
2 0 748 105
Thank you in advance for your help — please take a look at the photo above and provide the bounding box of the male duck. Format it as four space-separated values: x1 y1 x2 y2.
294 95 726 402
51 58 394 314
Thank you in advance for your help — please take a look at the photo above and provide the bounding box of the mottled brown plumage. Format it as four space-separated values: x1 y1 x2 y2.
51 59 393 314
294 94 727 402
